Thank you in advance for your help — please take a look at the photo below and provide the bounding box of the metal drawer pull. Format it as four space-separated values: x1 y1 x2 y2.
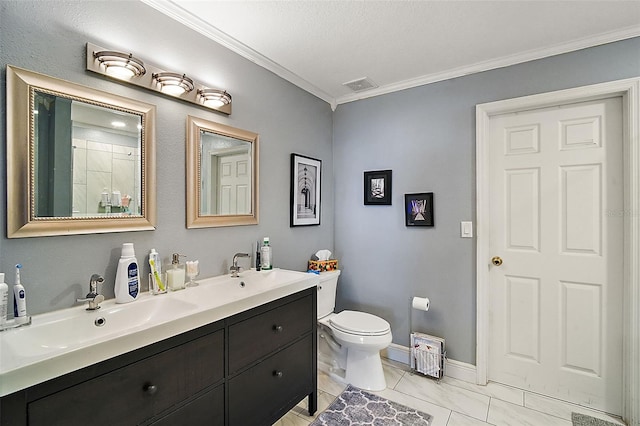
273 325 283 333
273 370 283 378
143 383 158 395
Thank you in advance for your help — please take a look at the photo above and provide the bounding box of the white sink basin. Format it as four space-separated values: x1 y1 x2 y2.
204 268 312 289
0 297 198 371
0 268 318 397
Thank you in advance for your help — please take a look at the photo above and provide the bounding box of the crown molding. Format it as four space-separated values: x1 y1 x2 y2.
335 25 640 106
141 0 335 106
142 0 640 109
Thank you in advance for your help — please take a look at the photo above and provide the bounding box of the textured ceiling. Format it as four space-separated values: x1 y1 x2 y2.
143 0 640 108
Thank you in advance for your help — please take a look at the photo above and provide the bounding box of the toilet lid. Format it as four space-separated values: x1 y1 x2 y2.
329 310 391 336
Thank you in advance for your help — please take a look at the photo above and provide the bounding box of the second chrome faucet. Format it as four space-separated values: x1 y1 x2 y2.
230 253 250 277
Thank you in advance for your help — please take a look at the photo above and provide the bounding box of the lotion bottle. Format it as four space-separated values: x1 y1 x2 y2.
0 273 8 326
115 243 140 303
261 237 272 270
13 264 27 324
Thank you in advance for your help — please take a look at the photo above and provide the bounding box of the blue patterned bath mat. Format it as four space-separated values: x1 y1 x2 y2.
310 384 432 425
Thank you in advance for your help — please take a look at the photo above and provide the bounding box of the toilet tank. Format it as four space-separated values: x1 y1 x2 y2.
317 270 341 319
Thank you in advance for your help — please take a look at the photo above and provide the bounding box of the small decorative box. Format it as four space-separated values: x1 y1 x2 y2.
308 259 338 272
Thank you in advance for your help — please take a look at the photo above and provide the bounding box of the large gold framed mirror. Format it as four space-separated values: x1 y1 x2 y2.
186 115 258 228
6 65 156 238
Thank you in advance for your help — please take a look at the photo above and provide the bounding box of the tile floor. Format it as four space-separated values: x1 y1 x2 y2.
274 358 626 426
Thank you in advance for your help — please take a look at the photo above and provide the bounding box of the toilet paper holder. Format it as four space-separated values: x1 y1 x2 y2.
409 296 446 380
411 296 430 312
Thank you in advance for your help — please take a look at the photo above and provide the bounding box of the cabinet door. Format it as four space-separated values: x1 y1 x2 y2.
228 336 313 425
27 330 224 426
151 385 224 426
228 294 312 373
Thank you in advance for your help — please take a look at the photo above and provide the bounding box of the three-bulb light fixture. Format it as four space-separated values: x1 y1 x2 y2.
88 43 232 115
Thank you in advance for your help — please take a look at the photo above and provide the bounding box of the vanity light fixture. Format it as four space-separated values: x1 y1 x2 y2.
198 89 232 108
93 50 146 79
153 72 194 96
86 42 232 115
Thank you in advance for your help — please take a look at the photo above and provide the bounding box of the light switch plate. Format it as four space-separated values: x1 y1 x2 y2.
461 221 473 238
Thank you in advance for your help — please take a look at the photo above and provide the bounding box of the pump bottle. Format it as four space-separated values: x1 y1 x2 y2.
167 253 186 291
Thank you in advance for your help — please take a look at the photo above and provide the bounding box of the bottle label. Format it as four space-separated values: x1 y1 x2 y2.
127 263 139 298
261 247 272 270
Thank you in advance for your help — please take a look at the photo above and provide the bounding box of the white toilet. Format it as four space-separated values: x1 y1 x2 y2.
317 270 392 391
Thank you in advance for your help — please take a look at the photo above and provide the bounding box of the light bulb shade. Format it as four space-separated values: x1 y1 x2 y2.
86 43 231 115
198 88 232 108
93 50 146 79
153 72 194 95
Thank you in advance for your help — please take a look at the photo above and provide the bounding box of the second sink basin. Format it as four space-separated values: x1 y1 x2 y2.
0 296 198 372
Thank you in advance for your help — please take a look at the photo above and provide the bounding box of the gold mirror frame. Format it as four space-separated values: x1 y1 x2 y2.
186 115 259 228
6 65 156 238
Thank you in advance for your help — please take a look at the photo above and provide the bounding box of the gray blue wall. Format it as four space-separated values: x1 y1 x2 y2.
0 1 333 315
2 0 639 366
333 37 640 364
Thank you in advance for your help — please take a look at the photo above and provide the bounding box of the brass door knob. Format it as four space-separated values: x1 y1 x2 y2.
491 256 503 266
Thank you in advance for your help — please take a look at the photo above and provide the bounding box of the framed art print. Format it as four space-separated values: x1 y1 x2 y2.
405 192 434 227
291 153 321 226
364 170 392 205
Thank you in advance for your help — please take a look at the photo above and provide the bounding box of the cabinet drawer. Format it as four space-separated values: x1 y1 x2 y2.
228 335 313 426
28 329 224 426
228 294 312 373
151 385 224 426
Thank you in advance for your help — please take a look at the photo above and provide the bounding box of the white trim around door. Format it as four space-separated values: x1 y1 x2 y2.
476 78 640 426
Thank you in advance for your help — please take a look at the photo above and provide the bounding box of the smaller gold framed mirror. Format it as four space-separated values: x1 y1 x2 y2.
186 115 259 228
6 65 156 238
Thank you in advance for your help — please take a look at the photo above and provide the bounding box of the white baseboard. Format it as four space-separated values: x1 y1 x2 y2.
382 343 411 364
382 343 477 384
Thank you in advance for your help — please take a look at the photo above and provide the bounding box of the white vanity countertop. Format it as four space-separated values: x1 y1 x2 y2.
0 268 319 397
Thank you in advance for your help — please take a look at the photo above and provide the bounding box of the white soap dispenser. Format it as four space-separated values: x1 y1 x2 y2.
167 253 186 291
115 243 140 303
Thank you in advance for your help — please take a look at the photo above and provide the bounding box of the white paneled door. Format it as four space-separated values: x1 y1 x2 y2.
487 97 623 414
218 152 251 215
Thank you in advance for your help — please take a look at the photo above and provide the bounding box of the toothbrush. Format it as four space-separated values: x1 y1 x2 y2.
15 264 21 285
13 264 27 322
149 259 166 291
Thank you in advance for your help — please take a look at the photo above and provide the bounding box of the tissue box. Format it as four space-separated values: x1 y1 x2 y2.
308 259 338 272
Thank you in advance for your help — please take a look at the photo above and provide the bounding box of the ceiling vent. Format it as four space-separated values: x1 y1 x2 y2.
343 77 378 93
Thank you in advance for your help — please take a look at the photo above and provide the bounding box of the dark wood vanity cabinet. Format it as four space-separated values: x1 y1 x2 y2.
28 330 225 426
0 287 316 426
227 291 316 425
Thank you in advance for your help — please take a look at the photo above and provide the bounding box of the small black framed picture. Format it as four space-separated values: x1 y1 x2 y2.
404 192 434 227
364 170 392 205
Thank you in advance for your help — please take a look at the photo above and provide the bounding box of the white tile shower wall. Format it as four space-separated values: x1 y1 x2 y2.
73 139 144 215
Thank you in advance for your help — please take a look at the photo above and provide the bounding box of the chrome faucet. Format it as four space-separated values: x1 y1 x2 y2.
230 253 250 277
77 274 105 310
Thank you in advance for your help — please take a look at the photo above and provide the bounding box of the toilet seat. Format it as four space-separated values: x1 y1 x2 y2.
329 310 391 336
